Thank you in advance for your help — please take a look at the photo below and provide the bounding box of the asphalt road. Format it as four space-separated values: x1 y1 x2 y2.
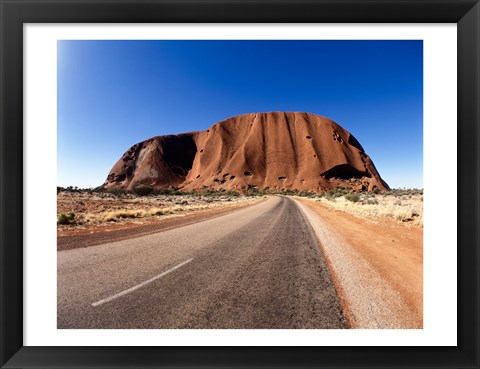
58 196 347 329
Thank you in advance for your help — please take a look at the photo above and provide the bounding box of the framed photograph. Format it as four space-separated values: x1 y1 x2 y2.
1 0 479 368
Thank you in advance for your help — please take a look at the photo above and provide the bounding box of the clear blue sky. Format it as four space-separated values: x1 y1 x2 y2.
58 40 423 189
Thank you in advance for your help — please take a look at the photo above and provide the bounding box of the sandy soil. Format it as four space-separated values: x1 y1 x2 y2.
295 197 423 329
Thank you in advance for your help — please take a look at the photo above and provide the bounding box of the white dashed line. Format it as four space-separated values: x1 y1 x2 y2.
92 258 193 307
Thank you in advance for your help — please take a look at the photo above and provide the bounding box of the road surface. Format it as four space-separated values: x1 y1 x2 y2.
58 196 347 329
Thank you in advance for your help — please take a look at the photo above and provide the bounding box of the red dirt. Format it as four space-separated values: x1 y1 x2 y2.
297 198 423 328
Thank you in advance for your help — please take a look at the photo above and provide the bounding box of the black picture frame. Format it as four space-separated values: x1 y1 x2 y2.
1 0 479 368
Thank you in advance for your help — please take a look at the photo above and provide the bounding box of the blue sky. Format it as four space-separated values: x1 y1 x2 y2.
58 40 423 189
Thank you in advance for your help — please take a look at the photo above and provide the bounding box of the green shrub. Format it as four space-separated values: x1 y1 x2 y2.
225 191 240 197
383 188 423 197
297 190 315 197
153 187 184 196
108 188 126 196
327 188 346 198
345 193 360 203
57 213 69 225
93 186 106 193
67 212 75 220
132 184 154 196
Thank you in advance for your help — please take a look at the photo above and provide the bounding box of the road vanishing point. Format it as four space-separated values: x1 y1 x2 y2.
57 196 347 329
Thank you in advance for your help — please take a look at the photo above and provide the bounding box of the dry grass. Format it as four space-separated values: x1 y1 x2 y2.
314 192 423 226
88 203 234 223
58 191 262 229
58 188 423 229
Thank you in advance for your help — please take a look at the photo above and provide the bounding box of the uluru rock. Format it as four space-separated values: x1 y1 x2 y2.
103 112 389 193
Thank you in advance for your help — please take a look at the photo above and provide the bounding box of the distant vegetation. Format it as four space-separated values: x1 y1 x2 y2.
57 185 423 199
132 184 155 196
57 185 423 227
345 193 360 203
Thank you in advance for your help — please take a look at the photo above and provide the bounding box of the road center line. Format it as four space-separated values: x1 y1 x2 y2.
91 258 193 307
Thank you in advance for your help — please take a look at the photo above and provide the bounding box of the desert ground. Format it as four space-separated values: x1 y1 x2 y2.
57 190 262 229
296 191 423 328
57 188 422 329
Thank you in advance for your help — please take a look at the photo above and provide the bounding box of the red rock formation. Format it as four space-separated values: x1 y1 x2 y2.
103 112 389 193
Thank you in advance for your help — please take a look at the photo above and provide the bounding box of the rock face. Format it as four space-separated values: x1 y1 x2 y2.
103 112 389 192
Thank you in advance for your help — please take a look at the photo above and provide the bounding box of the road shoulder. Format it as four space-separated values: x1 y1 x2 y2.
293 197 423 329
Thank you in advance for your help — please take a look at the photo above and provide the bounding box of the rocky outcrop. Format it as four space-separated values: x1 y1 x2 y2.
103 112 389 193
